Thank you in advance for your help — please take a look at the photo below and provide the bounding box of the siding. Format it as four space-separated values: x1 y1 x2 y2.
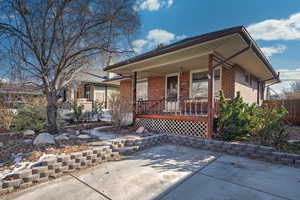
234 67 258 104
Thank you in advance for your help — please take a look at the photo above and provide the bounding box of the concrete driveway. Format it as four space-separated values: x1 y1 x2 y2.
3 145 300 200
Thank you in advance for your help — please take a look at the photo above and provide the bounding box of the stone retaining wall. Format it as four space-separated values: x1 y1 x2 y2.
0 146 120 195
120 134 300 167
1 134 300 195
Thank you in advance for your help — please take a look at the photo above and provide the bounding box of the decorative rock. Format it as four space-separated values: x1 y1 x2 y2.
55 134 69 141
77 134 91 139
80 130 90 135
23 139 33 144
136 127 145 134
23 130 35 137
33 133 55 145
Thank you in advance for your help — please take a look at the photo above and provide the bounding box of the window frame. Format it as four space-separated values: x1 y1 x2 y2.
165 73 180 101
189 67 222 99
136 78 148 100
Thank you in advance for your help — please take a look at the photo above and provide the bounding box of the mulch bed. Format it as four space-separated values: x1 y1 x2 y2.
0 135 94 172
0 124 151 173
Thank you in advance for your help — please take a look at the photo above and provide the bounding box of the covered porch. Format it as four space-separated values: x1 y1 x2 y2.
104 27 278 138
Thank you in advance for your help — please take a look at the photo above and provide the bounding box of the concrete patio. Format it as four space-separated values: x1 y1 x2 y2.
3 145 300 200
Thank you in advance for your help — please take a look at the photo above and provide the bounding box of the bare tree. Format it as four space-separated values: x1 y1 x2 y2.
0 0 139 134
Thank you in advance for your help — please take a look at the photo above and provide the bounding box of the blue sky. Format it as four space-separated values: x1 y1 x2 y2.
132 0 300 93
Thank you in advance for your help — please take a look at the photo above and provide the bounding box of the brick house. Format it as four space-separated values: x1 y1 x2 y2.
103 26 279 138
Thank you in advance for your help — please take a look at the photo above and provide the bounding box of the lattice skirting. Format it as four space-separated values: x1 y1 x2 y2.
136 118 208 138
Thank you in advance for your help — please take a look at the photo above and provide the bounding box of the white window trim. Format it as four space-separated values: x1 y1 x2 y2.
189 67 222 98
137 78 148 100
165 73 180 100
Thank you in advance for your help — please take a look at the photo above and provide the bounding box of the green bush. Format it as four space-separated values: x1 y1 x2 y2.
254 104 288 147
218 91 254 141
12 104 47 132
65 102 84 123
218 90 288 147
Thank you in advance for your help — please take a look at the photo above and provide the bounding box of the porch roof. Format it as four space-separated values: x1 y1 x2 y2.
103 26 279 83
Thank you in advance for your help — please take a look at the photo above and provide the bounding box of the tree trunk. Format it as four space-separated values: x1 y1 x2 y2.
46 91 59 134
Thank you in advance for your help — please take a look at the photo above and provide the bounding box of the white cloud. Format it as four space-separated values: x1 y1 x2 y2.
167 0 174 8
176 34 187 40
147 29 175 45
270 68 300 93
132 39 148 53
260 45 287 58
247 12 300 40
134 0 174 11
132 29 186 53
277 68 300 80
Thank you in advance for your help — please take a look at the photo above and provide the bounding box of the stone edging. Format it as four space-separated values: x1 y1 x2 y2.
1 134 300 195
0 146 120 195
119 134 300 168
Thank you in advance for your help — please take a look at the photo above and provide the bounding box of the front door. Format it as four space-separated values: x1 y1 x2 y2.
165 74 179 112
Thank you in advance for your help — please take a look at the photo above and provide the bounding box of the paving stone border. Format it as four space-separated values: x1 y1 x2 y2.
117 134 300 168
0 146 120 195
1 133 300 195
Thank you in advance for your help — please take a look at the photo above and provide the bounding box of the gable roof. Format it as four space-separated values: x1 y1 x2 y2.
104 26 278 81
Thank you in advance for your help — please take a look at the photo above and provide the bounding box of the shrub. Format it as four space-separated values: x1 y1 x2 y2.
218 91 288 147
12 104 47 132
254 104 288 147
218 91 254 141
0 108 15 130
109 92 132 127
65 102 84 123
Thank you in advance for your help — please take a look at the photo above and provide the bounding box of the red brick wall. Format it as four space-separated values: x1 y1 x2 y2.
148 76 165 100
180 72 190 98
120 80 132 101
221 68 235 99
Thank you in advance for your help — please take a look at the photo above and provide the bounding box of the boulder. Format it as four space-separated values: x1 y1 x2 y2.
23 130 35 137
55 134 69 141
23 139 33 145
136 127 145 134
33 133 55 145
77 134 91 139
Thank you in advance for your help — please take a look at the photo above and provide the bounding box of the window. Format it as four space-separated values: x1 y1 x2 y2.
137 80 148 100
166 75 178 100
84 85 90 99
190 69 221 98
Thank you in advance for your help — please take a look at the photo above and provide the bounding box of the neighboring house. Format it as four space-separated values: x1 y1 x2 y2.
0 81 44 107
103 26 279 138
65 69 119 112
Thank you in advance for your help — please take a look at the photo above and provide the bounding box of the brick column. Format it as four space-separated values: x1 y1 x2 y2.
207 54 214 139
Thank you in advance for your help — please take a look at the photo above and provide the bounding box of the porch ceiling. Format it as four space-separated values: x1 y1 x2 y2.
107 31 276 82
